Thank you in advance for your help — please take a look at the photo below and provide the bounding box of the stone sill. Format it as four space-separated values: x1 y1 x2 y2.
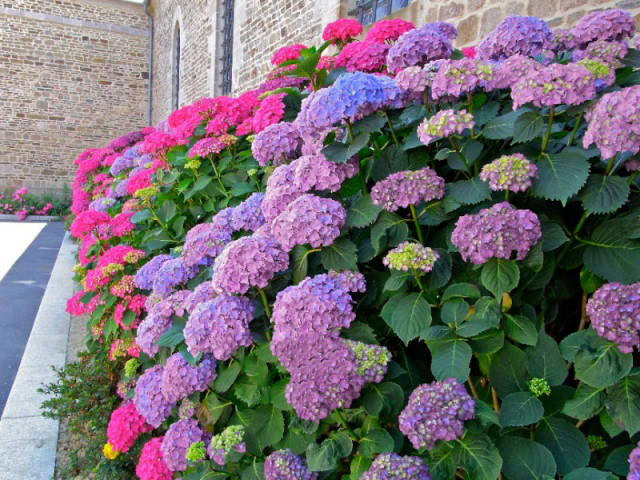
0 214 62 222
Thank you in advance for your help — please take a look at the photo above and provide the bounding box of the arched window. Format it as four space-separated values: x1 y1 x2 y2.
350 0 410 25
172 22 181 110
220 0 235 95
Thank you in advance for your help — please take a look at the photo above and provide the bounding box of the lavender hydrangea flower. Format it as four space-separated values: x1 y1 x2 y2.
489 55 544 90
136 312 173 357
395 66 429 93
208 426 246 465
586 282 640 354
133 365 175 428
479 154 538 192
386 23 454 73
184 282 217 314
251 122 303 166
476 16 553 61
345 340 390 383
184 294 254 359
114 178 130 198
88 197 115 213
362 453 431 480
383 242 439 273
211 234 289 295
271 194 346 251
291 154 359 193
230 193 266 232
371 167 445 212
152 256 199 296
417 109 474 146
451 202 541 264
570 9 635 48
261 163 304 222
161 419 204 472
431 58 494 99
183 209 234 267
629 441 640 480
264 450 317 480
511 63 596 110
149 289 191 319
161 354 217 403
573 40 628 67
583 85 640 159
399 378 475 450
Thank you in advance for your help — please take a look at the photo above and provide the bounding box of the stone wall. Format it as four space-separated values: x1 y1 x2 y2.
0 0 149 194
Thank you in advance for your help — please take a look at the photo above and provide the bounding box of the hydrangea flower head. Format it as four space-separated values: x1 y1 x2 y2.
383 242 439 273
476 16 553 61
345 340 391 383
272 44 306 65
323 18 363 44
362 453 431 480
386 23 454 73
451 202 541 264
291 154 358 194
188 136 231 158
134 365 175 428
334 41 390 72
586 282 640 354
528 378 551 397
399 378 475 450
251 122 303 166
573 40 628 67
629 441 640 480
152 256 199 296
161 419 204 472
251 92 287 133
366 18 415 44
479 153 538 192
571 9 635 48
182 209 234 267
208 425 246 465
106 401 151 453
186 441 207 462
417 109 474 146
136 437 172 480
161 354 217 403
395 66 429 93
371 167 445 211
184 281 217 314
431 58 494 99
135 313 172 357
264 449 318 480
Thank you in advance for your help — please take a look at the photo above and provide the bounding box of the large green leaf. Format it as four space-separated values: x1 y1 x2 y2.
428 337 472 382
441 299 470 328
306 431 353 471
255 405 284 450
155 323 184 348
513 111 545 143
531 149 590 205
562 384 606 420
490 342 530 398
504 314 538 346
453 434 503 480
498 392 544 427
321 238 358 271
605 374 640 436
535 417 590 475
482 111 520 139
580 174 630 214
497 436 556 480
358 427 394 457
480 259 520 299
563 467 615 480
382 292 432 344
447 178 491 205
370 144 409 181
583 217 640 283
371 211 408 254
346 193 382 228
574 335 633 388
456 297 500 338
604 445 633 476
526 332 568 386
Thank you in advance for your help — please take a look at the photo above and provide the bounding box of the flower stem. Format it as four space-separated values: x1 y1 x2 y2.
491 387 500 413
335 409 358 440
504 190 509 202
540 106 555 154
346 121 354 143
209 156 230 198
449 137 472 177
409 204 424 244
258 288 271 319
567 111 583 146
383 111 399 144
412 268 425 292
604 157 615 176
148 204 177 241
467 378 479 399
578 293 589 331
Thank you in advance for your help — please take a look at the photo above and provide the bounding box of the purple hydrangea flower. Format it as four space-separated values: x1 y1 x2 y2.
88 197 115 213
114 178 130 198
136 313 172 357
184 294 254 359
152 256 199 296
553 28 577 51
161 353 217 404
417 109 474 146
362 453 431 480
451 202 541 264
386 23 454 73
399 378 475 450
431 58 494 99
573 40 628 67
395 66 429 93
261 163 304 222
586 282 640 354
211 234 289 295
271 194 346 251
383 242 439 273
264 450 317 480
161 419 204 472
208 426 246 466
291 154 359 193
134 255 173 290
371 167 445 212
629 441 640 480
109 147 137 176
570 9 635 48
345 340 390 383
251 122 303 167
583 85 640 159
188 137 231 158
133 365 175 428
511 63 596 110
230 193 266 232
148 290 191 319
489 55 544 90
479 153 538 192
476 16 553 61
184 282 217 314
183 209 234 267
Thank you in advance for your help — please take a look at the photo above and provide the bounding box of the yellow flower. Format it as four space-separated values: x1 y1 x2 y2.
103 443 120 460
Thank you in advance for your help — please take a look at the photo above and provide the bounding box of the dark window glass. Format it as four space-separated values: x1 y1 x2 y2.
350 0 410 26
221 0 235 95
172 24 181 110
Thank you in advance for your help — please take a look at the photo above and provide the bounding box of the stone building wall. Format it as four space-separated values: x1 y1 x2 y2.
0 0 149 194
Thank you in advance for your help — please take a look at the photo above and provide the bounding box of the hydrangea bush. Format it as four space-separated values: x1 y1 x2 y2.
59 10 640 480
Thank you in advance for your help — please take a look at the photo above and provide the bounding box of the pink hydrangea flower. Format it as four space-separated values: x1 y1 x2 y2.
323 18 363 44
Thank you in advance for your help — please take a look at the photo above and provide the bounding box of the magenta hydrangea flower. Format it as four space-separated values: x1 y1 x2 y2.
184 281 217 314
583 85 640 159
399 378 475 450
451 202 541 264
417 109 474 146
161 419 204 472
264 449 318 480
383 242 439 273
106 401 152 454
133 365 175 428
371 167 445 212
511 63 596 110
184 294 254 359
183 208 235 267
479 153 538 192
251 122 303 167
188 137 228 158
629 442 640 480
161 353 217 403
586 282 640 354
476 16 553 61
211 234 289 295
345 340 390 384
395 66 429 93
230 192 266 232
334 41 390 72
489 55 543 90
362 453 431 480
152 256 199 296
365 18 415 44
386 23 454 73
570 9 635 48
431 58 494 99
271 44 306 65
136 437 173 480
271 194 346 251
322 18 363 44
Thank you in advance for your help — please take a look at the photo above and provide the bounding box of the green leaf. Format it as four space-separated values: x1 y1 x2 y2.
155 323 184 348
130 209 152 224
321 238 358 271
498 392 544 426
480 259 520 299
442 283 481 301
441 299 470 328
562 384 606 420
605 374 640 436
600 410 624 438
490 342 530 398
383 271 409 292
504 314 538 346
255 405 284 450
559 329 596 362
352 113 386 135
580 174 630 214
79 291 97 304
469 329 505 355
513 111 546 143
322 142 349 164
497 436 556 480
362 382 405 418
526 332 568 386
535 417 591 475
583 217 640 283
240 459 265 480
358 428 394 457
370 145 409 182
346 194 382 228
604 445 633 476
473 101 500 126
447 178 491 205
206 394 232 424
456 297 500 338
564 467 615 480
184 175 213 200
574 336 633 388
428 337 472 382
214 361 242 393
541 219 569 251
371 211 408 253
452 434 503 480
482 111 520 139
383 293 432 344
350 456 372 479
531 149 590 205
426 249 452 290
306 431 353 471
347 132 370 158
291 245 308 284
